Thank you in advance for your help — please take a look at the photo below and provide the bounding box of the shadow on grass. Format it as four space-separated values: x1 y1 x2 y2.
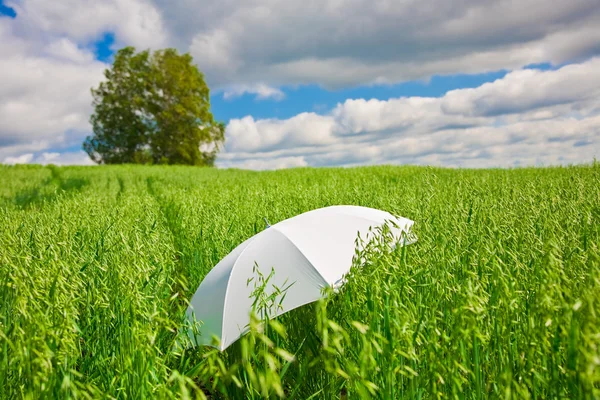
12 166 89 209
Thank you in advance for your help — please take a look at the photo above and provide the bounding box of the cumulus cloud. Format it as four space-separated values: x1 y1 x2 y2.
34 151 95 165
3 153 34 164
159 0 600 88
8 0 168 48
222 84 285 101
2 150 94 165
218 155 308 170
218 58 600 169
2 0 600 168
0 0 169 163
441 60 600 116
5 0 596 92
0 20 106 153
225 113 337 152
45 38 96 63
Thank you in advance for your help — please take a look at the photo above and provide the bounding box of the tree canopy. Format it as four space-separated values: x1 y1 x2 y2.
83 47 224 166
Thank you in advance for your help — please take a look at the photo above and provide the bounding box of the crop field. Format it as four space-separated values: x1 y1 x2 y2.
1 163 599 399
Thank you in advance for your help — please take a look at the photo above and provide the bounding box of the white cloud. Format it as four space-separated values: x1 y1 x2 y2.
9 0 168 48
0 51 105 154
225 113 336 152
45 38 96 64
3 153 34 164
0 53 105 138
162 0 600 88
222 84 285 101
441 59 600 117
219 155 307 170
2 151 94 165
34 151 95 165
218 58 600 169
0 14 107 163
0 140 50 162
2 0 600 168
0 0 169 162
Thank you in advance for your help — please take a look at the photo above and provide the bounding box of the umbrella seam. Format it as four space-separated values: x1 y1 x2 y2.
219 234 261 350
221 228 328 350
270 226 332 288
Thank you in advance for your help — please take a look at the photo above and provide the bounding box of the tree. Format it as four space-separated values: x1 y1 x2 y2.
83 47 225 166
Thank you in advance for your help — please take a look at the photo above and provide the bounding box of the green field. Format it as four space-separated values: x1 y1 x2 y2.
1 163 599 399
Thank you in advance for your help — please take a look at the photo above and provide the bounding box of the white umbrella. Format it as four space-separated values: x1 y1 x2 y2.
184 205 416 351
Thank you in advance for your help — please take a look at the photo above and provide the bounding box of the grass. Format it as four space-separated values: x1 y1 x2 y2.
1 163 599 399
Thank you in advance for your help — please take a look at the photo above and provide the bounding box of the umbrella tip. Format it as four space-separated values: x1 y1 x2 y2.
263 217 271 229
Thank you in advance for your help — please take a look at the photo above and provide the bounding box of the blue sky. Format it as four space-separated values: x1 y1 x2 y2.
86 29 559 124
0 0 16 18
0 0 598 168
86 30 531 124
210 65 560 123
93 32 115 63
211 72 510 122
55 65 521 156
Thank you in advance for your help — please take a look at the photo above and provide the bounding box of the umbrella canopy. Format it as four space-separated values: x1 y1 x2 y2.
185 205 416 350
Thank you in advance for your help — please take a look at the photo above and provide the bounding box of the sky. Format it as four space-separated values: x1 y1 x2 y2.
1 0 599 169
